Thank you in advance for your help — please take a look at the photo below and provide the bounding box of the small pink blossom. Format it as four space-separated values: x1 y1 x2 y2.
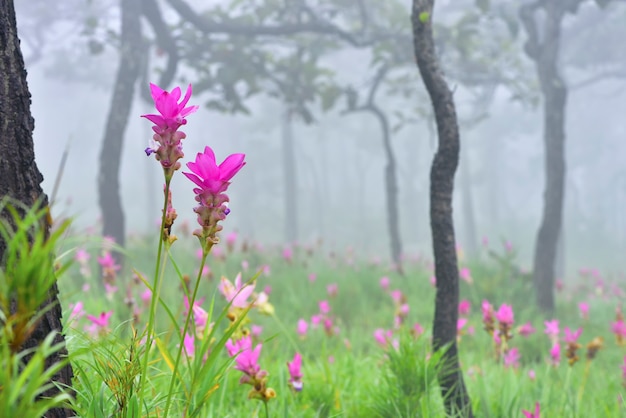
183 333 195 358
319 300 331 314
251 325 263 337
282 247 293 263
413 322 424 337
458 300 471 316
429 276 436 287
528 369 536 381
459 267 473 284
522 402 540 418
287 352 303 391
327 283 338 298
578 302 589 320
86 311 113 337
482 300 494 323
544 320 559 338
68 301 85 322
219 273 255 308
503 347 520 369
496 304 514 326
564 327 582 344
380 276 390 290
374 328 393 348
241 260 249 271
457 318 468 332
550 343 561 366
308 273 317 283
297 319 308 337
518 322 536 337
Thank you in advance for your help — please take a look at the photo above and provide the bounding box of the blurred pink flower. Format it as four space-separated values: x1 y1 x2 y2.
611 320 626 338
496 304 514 326
550 343 561 366
283 247 293 263
429 276 436 287
544 320 559 338
457 318 468 334
504 347 520 368
564 327 582 344
528 369 536 381
251 325 263 338
68 301 85 322
327 283 338 298
518 322 536 337
319 300 331 314
183 333 195 358
219 273 255 308
522 402 540 418
241 260 249 271
308 273 317 283
287 352 303 391
481 300 494 323
380 276 390 290
297 319 308 337
459 267 473 284
458 300 471 316
75 248 90 263
86 311 113 337
578 302 589 320
413 322 424 337
311 315 321 327
141 288 152 305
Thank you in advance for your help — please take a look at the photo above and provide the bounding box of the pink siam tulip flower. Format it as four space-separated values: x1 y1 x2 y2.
412 322 425 338
457 318 468 336
287 353 303 391
429 276 436 287
98 252 120 278
184 146 245 248
544 320 560 339
297 319 308 337
241 260 249 271
86 311 113 337
564 327 583 344
555 279 564 291
68 301 85 322
550 343 561 366
518 322 536 337
503 347 520 369
528 369 536 381
380 276 390 290
226 231 238 250
282 247 293 263
183 333 195 358
390 290 404 304
578 302 589 320
219 273 255 308
251 325 263 338
141 288 152 306
308 273 316 283
458 300 471 316
142 83 198 134
319 300 331 314
496 304 514 326
459 267 473 284
611 320 626 340
482 300 494 323
104 283 118 300
262 265 271 276
75 249 90 263
374 329 394 348
522 402 540 418
310 315 321 327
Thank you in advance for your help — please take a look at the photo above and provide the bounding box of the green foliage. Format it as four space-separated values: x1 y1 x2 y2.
367 334 444 417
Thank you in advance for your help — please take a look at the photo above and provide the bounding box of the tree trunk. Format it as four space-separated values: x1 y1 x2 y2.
371 105 403 272
520 1 572 315
411 1 473 417
282 108 298 243
0 1 73 416
98 0 142 251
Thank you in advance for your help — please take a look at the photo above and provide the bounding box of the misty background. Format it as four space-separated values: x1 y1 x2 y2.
14 0 626 274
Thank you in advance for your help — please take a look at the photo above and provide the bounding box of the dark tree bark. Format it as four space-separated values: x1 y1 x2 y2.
97 0 142 251
411 1 473 417
0 1 73 416
282 108 298 243
520 0 577 314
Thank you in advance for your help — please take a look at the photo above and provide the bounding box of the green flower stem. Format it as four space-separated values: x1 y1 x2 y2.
138 178 171 407
162 244 212 417
264 399 270 418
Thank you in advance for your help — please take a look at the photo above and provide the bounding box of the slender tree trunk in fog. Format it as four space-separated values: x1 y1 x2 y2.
0 1 73 415
282 108 298 243
371 105 403 271
411 1 473 416
520 1 574 314
98 0 142 251
460 146 478 259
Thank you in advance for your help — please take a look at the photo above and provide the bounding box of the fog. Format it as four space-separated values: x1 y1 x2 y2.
15 0 626 274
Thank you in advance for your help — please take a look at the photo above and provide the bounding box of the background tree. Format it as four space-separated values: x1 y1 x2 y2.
411 1 473 416
0 0 73 416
